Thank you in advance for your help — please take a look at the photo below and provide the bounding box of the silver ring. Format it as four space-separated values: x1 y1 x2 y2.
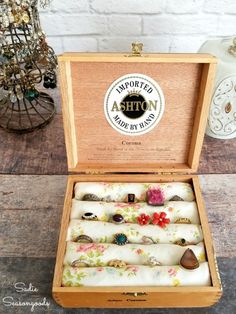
75 235 93 243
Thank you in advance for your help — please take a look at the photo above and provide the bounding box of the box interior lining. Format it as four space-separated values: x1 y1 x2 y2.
55 176 217 289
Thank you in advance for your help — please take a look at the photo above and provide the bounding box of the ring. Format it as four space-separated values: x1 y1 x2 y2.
71 259 90 267
82 194 101 201
175 218 191 224
142 236 156 244
148 256 162 266
146 188 165 206
128 193 135 203
180 249 199 270
82 212 98 220
175 238 189 246
112 214 125 224
75 235 93 243
169 195 184 201
108 259 127 268
113 233 128 245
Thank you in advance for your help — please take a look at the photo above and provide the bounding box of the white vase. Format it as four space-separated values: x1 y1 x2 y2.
199 37 236 139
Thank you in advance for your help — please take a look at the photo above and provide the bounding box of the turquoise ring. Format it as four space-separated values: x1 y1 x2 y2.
113 233 128 245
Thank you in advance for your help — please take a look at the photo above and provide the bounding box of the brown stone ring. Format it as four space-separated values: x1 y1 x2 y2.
180 249 199 270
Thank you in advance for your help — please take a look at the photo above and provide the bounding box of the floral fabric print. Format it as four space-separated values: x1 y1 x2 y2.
74 182 195 202
62 263 211 287
62 181 209 287
63 242 206 267
71 200 200 224
67 220 203 244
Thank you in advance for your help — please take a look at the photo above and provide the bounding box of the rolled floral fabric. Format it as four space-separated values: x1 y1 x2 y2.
70 200 200 224
64 242 206 267
74 182 195 202
62 262 211 287
67 220 203 244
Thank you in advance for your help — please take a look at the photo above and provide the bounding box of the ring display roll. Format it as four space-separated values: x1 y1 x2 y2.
75 182 195 202
70 200 200 224
64 242 206 267
67 220 203 244
62 263 211 287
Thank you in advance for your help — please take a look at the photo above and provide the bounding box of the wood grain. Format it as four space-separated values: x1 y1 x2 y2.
0 174 235 259
0 175 66 258
0 257 234 314
59 53 216 173
200 135 236 174
0 115 67 175
188 62 216 171
53 176 74 287
59 52 217 63
0 53 234 312
52 174 221 308
200 174 236 258
0 95 235 175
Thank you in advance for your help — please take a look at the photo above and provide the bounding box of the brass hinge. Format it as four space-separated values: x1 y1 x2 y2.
68 170 105 175
84 170 104 175
157 171 192 175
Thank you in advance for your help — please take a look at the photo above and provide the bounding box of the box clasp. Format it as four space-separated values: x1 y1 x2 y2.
122 292 147 297
128 42 143 57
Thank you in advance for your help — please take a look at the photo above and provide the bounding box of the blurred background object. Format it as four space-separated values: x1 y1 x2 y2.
199 37 236 139
38 1 236 140
39 0 236 54
0 0 57 133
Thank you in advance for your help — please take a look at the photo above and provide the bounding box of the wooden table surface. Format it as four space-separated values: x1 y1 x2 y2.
0 91 236 314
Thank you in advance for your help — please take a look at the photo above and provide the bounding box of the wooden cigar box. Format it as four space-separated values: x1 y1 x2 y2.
52 44 222 308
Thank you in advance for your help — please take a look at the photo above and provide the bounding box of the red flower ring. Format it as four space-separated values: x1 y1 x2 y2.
137 213 150 225
152 212 170 228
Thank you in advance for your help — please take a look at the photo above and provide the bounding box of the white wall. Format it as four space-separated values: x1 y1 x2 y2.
40 0 236 54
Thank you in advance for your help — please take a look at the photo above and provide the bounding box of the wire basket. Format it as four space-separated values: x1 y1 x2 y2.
0 0 57 133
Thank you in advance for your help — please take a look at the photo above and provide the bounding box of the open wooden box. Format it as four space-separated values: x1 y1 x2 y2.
52 49 222 308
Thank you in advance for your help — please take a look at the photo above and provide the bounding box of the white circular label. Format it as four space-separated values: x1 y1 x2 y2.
104 73 165 136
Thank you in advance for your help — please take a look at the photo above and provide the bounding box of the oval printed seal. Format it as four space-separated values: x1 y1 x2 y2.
104 73 165 136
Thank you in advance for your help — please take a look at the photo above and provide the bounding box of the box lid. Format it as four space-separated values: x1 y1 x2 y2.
58 47 217 174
